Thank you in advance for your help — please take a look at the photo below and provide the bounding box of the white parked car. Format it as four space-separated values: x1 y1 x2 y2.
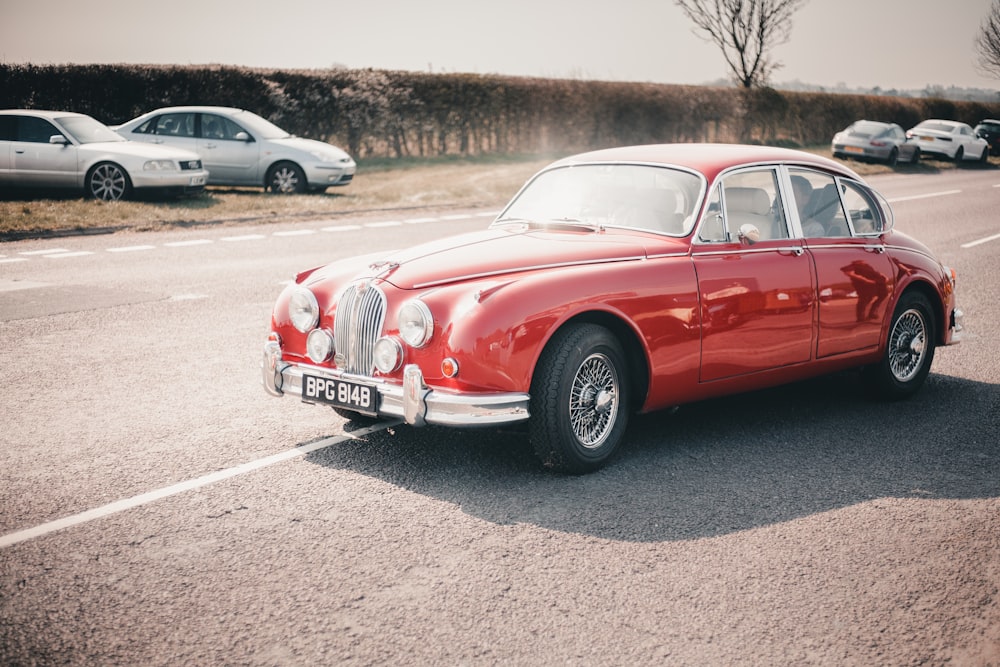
0 109 208 201
114 106 356 193
905 119 989 162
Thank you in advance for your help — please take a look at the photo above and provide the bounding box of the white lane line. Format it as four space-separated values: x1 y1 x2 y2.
164 239 213 247
273 229 317 237
887 190 962 203
44 251 94 258
107 245 156 253
0 258 29 264
440 214 472 220
321 225 362 232
961 232 1000 248
19 248 67 256
404 217 438 224
0 421 401 549
365 221 403 228
221 234 267 242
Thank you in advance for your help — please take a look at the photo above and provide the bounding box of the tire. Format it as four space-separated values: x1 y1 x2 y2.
909 148 921 164
266 162 306 193
886 148 898 167
528 323 630 473
980 146 989 164
954 146 964 162
864 291 936 400
87 162 131 201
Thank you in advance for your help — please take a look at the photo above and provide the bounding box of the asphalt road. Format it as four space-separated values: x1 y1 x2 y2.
1 166 998 665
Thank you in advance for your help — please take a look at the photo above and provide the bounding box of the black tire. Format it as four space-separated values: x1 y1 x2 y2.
528 323 630 473
980 146 989 164
954 146 964 162
886 147 898 167
266 162 306 193
864 291 936 400
909 147 921 164
87 162 131 201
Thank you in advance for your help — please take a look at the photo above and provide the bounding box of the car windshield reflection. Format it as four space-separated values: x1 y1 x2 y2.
57 116 126 144
495 164 703 236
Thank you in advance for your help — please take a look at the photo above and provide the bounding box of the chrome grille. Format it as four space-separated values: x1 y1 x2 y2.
334 281 387 375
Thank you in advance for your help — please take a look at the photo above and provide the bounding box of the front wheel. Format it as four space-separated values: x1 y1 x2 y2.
266 162 306 193
886 148 898 166
87 162 131 201
864 291 936 400
528 323 630 473
954 146 965 162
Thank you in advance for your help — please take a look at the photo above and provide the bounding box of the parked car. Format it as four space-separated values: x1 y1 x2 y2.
974 118 1000 156
0 109 207 201
831 120 919 165
905 119 989 162
261 144 963 473
114 106 355 193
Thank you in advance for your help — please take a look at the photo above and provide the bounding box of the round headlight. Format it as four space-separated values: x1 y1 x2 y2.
306 328 335 364
289 287 319 333
398 299 433 348
373 337 403 373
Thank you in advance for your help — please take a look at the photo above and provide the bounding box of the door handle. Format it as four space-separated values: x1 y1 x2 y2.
778 246 804 256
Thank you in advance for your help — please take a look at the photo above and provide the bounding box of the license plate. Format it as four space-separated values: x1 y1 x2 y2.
302 374 378 415
920 136 934 142
189 175 207 186
844 146 864 154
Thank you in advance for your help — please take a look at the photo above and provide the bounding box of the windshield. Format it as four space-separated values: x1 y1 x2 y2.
495 164 704 236
57 116 126 144
231 111 292 140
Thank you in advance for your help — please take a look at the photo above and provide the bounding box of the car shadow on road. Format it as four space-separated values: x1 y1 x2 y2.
304 372 999 542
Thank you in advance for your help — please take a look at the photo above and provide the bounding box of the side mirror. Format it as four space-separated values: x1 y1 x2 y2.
738 223 760 245
49 134 69 145
234 131 251 142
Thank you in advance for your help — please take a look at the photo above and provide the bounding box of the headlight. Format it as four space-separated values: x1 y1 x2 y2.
306 328 335 363
143 159 176 171
289 287 320 333
398 299 433 348
373 337 403 373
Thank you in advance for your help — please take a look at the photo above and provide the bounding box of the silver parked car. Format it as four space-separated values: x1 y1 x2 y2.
0 109 208 201
905 119 989 162
114 106 356 193
831 120 920 166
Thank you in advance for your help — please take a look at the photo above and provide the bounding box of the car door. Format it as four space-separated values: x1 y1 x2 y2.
691 166 816 382
0 116 13 181
196 113 260 185
10 115 78 187
787 167 895 358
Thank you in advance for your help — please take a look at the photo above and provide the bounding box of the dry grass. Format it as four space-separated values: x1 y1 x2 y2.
0 149 986 239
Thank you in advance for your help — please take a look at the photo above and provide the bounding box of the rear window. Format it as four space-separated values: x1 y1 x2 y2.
915 121 955 133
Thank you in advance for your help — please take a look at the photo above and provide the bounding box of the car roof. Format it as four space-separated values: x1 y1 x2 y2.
138 106 246 115
0 109 90 120
549 143 861 182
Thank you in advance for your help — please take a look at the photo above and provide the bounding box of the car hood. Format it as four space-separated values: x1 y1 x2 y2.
270 136 353 161
306 226 670 290
78 140 202 161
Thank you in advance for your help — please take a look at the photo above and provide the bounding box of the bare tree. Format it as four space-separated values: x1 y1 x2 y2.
675 0 807 88
977 0 1000 79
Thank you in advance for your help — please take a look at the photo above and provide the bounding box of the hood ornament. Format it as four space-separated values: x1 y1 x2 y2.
368 260 399 278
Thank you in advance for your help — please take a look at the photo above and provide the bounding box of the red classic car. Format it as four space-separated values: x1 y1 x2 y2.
262 144 962 472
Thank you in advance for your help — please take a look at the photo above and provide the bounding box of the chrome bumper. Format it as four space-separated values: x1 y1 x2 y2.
947 307 964 345
262 341 530 427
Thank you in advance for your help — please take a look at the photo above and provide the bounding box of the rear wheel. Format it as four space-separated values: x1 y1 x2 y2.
980 146 989 163
954 146 965 162
909 147 921 164
886 148 898 166
87 162 131 201
864 291 936 400
528 323 630 473
266 162 306 193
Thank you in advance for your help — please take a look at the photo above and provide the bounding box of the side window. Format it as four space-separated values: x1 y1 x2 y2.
841 181 884 235
154 113 195 137
17 116 60 143
721 168 787 241
788 169 849 238
200 114 243 140
0 116 15 141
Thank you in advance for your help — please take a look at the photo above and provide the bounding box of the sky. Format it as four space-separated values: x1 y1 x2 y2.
0 0 996 92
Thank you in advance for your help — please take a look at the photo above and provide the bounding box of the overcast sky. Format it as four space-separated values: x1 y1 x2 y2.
1 0 995 92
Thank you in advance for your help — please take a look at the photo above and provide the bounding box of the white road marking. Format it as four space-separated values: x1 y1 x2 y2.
19 248 67 256
221 234 267 242
44 251 94 258
0 258 29 264
321 225 362 232
366 221 403 228
272 229 317 237
961 232 1000 248
0 421 401 549
886 190 962 203
404 217 438 224
164 239 213 247
107 245 156 253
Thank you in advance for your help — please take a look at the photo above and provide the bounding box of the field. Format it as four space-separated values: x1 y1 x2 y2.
0 150 979 240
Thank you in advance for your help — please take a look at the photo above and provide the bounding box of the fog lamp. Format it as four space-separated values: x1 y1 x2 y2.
373 337 403 373
306 329 335 364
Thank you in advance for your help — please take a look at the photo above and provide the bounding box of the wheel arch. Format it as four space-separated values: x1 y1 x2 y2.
84 161 132 199
539 309 651 413
263 159 307 189
894 278 945 345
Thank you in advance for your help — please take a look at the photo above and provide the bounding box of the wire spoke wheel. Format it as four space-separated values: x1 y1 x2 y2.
887 308 927 383
568 353 619 449
865 291 936 400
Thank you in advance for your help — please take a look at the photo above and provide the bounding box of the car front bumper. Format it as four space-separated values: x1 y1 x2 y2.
130 168 210 191
261 340 530 427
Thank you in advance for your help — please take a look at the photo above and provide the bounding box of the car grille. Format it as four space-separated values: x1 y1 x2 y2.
334 281 386 375
180 159 202 170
